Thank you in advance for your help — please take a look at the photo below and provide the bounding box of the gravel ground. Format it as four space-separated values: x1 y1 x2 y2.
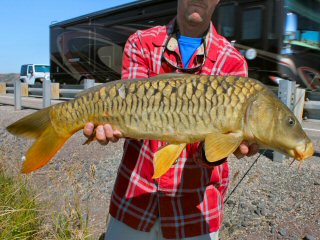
0 104 319 239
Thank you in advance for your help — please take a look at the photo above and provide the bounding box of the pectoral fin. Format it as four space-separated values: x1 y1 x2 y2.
204 132 243 162
152 143 187 179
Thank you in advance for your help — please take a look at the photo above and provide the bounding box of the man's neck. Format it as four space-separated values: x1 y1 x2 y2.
177 18 209 38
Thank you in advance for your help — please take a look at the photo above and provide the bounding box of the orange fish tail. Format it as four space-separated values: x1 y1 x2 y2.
6 107 70 173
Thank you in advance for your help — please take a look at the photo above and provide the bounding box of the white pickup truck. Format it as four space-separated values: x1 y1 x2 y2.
20 64 50 85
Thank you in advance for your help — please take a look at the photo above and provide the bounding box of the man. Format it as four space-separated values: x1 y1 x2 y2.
84 0 259 239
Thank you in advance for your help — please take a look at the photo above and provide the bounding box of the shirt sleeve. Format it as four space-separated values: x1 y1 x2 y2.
228 56 248 77
121 31 149 80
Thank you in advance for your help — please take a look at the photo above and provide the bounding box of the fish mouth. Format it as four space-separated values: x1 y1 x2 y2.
292 141 314 161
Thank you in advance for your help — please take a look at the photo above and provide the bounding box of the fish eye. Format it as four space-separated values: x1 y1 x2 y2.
288 117 296 126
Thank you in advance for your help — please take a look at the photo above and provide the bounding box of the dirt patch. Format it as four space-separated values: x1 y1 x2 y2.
0 104 319 239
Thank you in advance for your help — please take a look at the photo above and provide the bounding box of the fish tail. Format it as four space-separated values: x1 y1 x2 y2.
6 108 70 173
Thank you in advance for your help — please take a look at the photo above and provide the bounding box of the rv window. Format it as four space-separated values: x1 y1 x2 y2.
283 0 320 51
241 7 262 40
217 3 236 38
69 36 90 59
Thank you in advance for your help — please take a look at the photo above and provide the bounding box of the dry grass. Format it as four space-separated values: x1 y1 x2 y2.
0 137 95 240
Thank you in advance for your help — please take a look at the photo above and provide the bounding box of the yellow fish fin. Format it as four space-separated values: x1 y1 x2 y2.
204 132 243 162
22 124 70 173
152 143 187 179
6 107 71 173
6 108 51 139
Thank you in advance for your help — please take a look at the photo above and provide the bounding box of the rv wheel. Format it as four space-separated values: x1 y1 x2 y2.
79 77 86 85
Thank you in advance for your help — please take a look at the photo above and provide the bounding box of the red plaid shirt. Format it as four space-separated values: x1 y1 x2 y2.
109 19 248 239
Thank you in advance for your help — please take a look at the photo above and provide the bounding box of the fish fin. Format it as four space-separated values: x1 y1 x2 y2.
22 124 70 173
6 108 51 139
152 143 186 179
6 107 71 173
204 132 243 162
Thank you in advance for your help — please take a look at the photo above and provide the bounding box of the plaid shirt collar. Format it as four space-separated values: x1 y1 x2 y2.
153 18 219 62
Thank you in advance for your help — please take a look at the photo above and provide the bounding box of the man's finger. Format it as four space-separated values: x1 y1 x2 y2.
83 122 94 137
104 124 118 143
234 141 249 159
247 143 260 157
113 130 123 139
96 125 109 145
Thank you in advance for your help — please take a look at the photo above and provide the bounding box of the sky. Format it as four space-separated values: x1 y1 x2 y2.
0 0 136 73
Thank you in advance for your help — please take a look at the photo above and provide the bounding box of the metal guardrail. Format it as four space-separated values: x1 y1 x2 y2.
0 79 96 109
0 79 319 119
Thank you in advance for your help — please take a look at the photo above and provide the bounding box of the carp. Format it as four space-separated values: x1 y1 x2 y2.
6 74 314 177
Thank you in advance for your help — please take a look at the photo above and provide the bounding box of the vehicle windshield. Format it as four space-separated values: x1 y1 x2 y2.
284 0 320 51
35 65 50 73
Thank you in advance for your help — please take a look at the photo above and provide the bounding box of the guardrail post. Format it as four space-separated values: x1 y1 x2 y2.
14 80 22 110
84 79 95 89
294 88 305 123
43 79 51 108
273 79 296 162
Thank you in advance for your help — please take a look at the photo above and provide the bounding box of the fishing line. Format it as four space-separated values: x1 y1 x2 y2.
224 150 265 204
224 81 300 203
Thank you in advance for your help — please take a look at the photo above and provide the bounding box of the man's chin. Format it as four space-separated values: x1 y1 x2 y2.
187 12 204 23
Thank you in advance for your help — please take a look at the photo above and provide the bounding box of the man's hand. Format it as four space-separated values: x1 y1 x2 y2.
234 141 259 159
83 123 259 157
83 123 122 145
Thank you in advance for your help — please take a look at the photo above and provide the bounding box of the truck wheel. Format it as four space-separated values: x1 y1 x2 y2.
35 80 42 86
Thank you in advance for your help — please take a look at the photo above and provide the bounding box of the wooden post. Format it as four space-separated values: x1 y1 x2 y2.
51 83 60 99
14 80 22 110
21 83 29 97
43 79 51 108
0 83 6 94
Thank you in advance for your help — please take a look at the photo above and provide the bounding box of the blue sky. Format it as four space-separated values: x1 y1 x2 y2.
0 0 135 73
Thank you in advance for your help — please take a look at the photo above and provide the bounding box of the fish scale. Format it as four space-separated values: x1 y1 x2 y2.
6 73 314 174
50 75 260 143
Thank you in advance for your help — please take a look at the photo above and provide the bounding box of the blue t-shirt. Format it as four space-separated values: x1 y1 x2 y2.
177 34 203 68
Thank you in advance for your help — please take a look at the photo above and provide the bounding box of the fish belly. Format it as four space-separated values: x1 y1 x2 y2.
50 74 262 143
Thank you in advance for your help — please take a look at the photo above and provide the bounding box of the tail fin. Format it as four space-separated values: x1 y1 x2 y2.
6 108 70 173
7 108 52 138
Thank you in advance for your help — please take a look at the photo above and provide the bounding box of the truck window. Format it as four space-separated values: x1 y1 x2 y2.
20 65 27 75
35 65 50 73
28 65 33 74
